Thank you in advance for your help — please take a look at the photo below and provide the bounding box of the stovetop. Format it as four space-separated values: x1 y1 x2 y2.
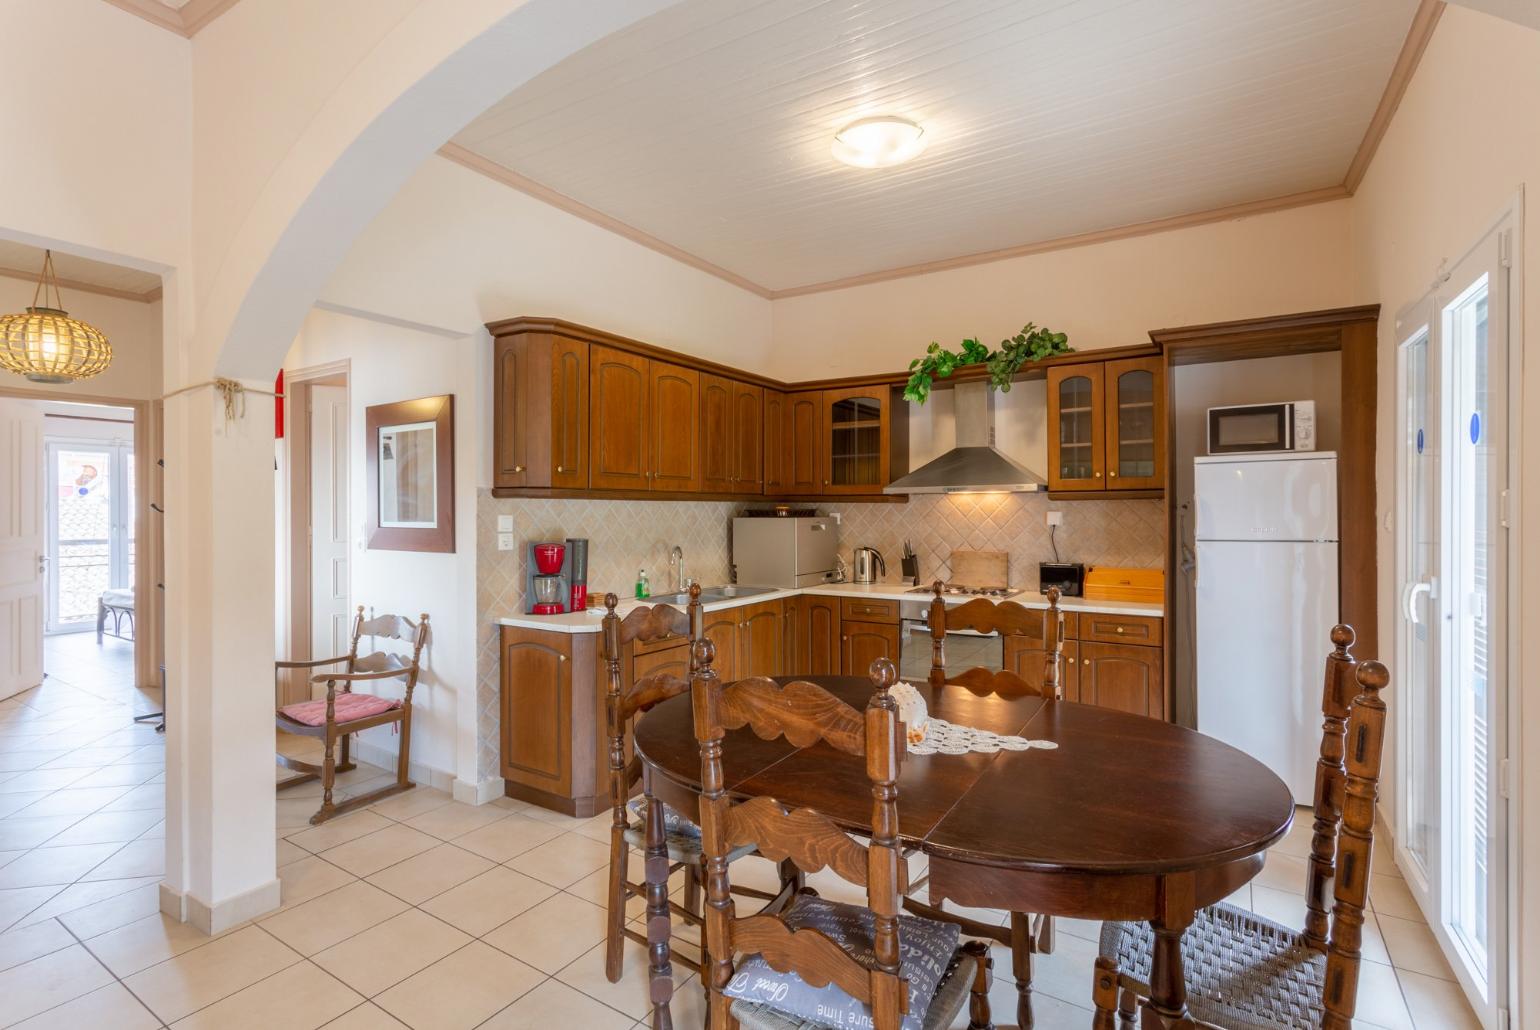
904 583 1016 598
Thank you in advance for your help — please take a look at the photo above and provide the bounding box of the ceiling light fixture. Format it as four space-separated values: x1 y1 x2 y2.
831 116 926 168
0 250 112 384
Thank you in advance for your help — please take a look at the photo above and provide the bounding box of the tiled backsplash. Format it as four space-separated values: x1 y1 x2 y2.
474 489 1164 781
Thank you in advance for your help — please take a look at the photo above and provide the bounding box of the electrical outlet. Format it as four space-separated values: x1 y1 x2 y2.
496 514 514 532
497 532 514 551
1045 510 1064 528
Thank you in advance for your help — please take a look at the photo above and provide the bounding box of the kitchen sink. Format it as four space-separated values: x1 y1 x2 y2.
641 585 777 605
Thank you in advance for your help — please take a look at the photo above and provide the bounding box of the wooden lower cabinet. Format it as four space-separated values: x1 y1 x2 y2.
737 599 784 679
842 621 900 677
1003 638 1081 699
499 628 591 809
1078 640 1164 719
793 595 841 677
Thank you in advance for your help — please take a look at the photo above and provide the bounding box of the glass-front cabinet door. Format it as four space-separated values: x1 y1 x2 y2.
1046 364 1104 491
1105 356 1165 490
821 387 889 494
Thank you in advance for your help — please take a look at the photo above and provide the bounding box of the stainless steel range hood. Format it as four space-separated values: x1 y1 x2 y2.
885 379 1045 494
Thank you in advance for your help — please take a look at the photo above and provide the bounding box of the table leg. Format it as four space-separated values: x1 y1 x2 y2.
1009 911 1034 1029
642 776 675 1030
1141 916 1193 1028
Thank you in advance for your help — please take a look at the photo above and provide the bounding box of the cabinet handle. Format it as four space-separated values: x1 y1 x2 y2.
1109 471 1117 478
554 464 562 473
513 464 525 473
1115 626 1124 634
559 654 568 663
1083 659 1090 665
1094 472 1102 478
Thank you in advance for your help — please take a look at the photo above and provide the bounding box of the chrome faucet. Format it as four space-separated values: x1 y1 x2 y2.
668 545 687 593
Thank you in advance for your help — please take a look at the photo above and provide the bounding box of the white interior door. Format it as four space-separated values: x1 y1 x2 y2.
309 385 349 669
0 399 45 699
1395 214 1514 1027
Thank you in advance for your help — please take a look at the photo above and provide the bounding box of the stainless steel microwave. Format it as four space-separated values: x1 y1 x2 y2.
1207 401 1317 454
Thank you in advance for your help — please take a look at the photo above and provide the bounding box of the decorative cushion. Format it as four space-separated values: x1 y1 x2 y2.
733 949 975 1030
627 796 702 840
279 693 401 727
100 589 134 609
723 893 960 1030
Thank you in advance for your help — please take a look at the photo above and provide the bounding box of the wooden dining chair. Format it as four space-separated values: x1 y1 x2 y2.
692 651 995 1030
1092 627 1390 1030
928 582 1067 699
602 584 781 1005
918 580 1065 1027
275 607 428 824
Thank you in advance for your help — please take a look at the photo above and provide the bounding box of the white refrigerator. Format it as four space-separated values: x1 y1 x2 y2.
1194 452 1337 804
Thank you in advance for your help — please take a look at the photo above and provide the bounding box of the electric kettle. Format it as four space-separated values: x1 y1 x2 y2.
852 546 886 585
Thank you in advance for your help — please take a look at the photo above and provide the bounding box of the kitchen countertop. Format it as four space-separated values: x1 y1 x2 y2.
494 580 1163 633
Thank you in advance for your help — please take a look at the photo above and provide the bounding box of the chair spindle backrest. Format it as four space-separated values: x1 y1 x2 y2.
928 581 1065 698
1321 659 1390 1028
1304 624 1357 950
692 648 910 1027
603 586 698 827
348 610 430 702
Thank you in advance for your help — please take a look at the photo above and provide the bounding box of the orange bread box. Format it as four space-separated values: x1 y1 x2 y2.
1083 567 1164 604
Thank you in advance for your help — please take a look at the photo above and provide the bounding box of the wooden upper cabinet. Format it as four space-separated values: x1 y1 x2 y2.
763 389 787 494
492 331 589 490
649 362 701 492
1047 357 1165 495
551 338 588 489
1047 364 1105 492
700 374 734 493
1105 356 1164 491
731 381 763 492
589 345 651 491
786 392 823 494
821 386 891 495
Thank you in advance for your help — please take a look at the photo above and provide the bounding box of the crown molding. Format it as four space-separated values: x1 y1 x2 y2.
437 144 774 300
100 0 242 38
1344 0 1445 192
0 265 162 304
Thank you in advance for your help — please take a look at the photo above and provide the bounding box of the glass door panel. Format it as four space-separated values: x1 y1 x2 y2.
1048 364 1104 490
1397 324 1437 885
1105 356 1163 489
1443 272 1501 982
46 445 113 631
825 391 884 492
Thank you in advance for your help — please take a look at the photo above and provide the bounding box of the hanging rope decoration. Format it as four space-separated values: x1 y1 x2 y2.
161 377 278 429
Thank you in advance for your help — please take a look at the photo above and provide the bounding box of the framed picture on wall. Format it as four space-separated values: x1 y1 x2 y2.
366 394 454 553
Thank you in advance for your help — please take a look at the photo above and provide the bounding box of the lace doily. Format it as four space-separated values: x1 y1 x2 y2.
908 717 1058 756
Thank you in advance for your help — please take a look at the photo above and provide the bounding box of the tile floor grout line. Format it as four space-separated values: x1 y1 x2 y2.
55 912 172 1030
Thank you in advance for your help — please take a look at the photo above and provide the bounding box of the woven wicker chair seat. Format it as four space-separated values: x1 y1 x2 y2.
622 822 755 864
1100 903 1324 1030
731 948 976 1030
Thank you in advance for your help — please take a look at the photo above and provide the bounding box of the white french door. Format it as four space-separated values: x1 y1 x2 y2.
44 439 134 634
1395 211 1515 1027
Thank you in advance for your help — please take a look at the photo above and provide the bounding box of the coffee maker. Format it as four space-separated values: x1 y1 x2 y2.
526 541 569 614
523 538 590 615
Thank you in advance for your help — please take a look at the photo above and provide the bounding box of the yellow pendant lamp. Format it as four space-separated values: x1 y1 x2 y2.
0 250 111 384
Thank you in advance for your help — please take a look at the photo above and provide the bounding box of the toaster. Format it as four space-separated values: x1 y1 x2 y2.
1038 562 1085 598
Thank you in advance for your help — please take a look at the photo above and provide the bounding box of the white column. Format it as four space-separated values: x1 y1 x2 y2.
160 381 279 933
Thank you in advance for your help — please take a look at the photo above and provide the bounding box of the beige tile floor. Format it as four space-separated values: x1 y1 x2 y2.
0 633 1484 1028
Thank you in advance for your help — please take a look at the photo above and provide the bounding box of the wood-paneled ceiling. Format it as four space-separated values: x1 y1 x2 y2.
0 241 162 304
452 0 1431 297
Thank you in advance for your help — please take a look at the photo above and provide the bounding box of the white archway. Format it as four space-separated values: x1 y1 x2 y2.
161 0 685 932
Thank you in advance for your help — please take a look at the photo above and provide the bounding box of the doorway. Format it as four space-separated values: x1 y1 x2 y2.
1394 202 1519 1027
280 363 351 706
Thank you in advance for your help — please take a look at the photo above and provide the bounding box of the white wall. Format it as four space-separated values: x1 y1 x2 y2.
322 156 774 373
768 199 1360 380
1168 353 1343 727
283 309 480 793
1350 6 1540 1016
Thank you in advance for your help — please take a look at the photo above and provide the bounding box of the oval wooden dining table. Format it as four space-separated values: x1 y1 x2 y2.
632 675 1295 1029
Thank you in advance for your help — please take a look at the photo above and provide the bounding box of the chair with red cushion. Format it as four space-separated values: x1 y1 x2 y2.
275 607 428 824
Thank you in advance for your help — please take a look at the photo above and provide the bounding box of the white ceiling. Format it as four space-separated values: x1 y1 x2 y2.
454 0 1422 294
0 241 162 300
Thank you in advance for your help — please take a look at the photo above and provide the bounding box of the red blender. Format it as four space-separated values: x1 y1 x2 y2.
528 541 568 614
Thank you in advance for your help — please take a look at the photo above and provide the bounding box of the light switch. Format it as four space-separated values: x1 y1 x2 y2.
497 532 514 551
497 514 514 532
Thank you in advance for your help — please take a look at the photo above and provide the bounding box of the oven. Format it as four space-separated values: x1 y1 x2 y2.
1207 400 1316 454
898 594 1007 682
